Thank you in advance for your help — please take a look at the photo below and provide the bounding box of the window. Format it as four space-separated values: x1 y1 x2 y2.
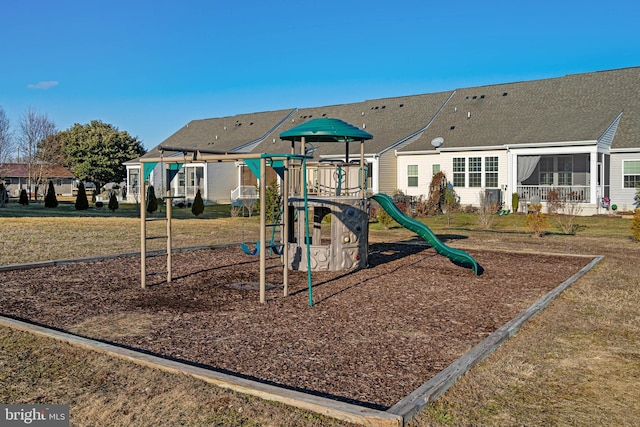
558 156 572 186
469 157 482 187
624 160 640 188
539 157 554 185
3 179 11 185
453 158 465 187
485 157 498 188
432 164 440 175
407 165 418 187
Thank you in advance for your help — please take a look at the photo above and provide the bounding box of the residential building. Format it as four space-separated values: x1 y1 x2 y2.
128 66 640 214
0 163 75 198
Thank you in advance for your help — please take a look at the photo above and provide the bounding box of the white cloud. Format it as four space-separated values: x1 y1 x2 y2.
27 81 59 90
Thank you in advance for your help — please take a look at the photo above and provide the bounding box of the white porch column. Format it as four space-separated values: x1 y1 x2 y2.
507 150 517 209
590 147 598 204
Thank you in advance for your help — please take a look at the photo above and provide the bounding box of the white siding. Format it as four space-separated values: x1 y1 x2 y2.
377 151 398 195
610 152 640 212
396 152 440 198
397 149 508 206
437 150 509 207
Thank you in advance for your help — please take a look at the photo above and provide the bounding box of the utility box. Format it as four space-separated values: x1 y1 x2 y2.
485 188 502 208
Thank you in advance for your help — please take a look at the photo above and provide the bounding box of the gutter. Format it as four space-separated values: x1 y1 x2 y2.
504 140 597 149
397 139 600 155
610 147 640 153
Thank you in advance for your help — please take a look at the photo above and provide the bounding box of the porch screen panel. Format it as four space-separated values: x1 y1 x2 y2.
517 156 540 184
623 160 640 188
539 157 553 185
453 158 465 187
558 156 572 186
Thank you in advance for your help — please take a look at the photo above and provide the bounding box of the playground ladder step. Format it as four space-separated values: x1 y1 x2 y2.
145 218 167 222
146 235 168 240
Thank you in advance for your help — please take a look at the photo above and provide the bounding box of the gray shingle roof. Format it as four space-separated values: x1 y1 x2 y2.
253 92 453 157
144 66 640 158
140 109 295 159
398 67 640 152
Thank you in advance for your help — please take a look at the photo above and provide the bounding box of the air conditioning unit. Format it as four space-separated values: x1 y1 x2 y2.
485 189 502 207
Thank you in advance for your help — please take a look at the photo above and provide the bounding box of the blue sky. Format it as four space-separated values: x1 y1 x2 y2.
1 0 638 151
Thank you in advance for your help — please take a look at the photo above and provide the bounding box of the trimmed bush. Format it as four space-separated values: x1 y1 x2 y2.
376 208 394 229
631 209 640 241
146 185 158 214
19 189 29 205
0 183 8 206
44 180 58 208
108 191 119 211
191 189 205 216
75 182 89 210
512 192 519 213
526 203 550 237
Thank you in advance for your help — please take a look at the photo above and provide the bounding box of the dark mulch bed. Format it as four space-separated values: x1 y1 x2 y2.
0 242 591 410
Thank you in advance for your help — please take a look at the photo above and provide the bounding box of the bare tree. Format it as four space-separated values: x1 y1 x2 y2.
17 107 57 200
0 106 12 177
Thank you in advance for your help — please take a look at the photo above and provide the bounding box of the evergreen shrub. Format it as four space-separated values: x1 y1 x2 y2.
19 189 28 205
146 185 158 213
75 182 89 210
44 181 58 208
191 189 205 216
108 191 119 211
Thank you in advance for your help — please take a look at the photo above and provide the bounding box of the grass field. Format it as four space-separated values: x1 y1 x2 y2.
1 202 639 426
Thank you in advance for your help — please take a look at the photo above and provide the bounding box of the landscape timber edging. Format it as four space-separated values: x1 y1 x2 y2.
386 254 604 423
0 315 403 427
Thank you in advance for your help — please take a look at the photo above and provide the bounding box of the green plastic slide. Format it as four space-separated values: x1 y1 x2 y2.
370 193 480 275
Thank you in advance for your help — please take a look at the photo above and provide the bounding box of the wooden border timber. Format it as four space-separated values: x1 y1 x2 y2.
386 254 604 424
0 316 402 427
0 243 242 273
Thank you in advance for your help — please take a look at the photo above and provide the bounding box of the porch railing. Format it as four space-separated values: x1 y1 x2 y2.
230 185 257 206
517 185 590 203
173 185 199 199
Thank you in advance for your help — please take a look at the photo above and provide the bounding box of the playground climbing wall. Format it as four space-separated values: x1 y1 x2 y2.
288 197 369 272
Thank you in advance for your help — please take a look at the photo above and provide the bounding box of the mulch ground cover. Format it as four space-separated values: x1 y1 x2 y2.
0 242 592 410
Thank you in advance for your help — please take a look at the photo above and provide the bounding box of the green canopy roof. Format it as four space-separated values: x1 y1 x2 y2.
279 118 373 143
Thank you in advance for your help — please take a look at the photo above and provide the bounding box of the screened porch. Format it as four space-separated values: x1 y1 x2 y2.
516 153 609 204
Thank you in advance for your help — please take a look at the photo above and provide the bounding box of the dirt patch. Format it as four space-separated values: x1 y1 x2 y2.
0 243 591 410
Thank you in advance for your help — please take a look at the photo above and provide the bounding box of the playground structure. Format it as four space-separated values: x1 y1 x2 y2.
139 117 479 305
